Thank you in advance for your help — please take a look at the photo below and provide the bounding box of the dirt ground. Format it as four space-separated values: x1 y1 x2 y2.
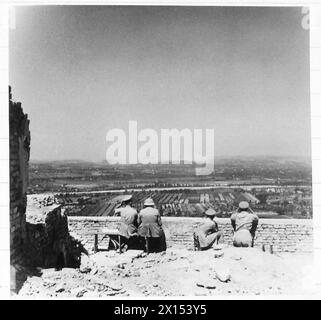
18 246 318 298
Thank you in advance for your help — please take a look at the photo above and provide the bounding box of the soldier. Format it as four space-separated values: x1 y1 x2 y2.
137 198 166 253
193 208 223 250
115 195 138 252
231 201 259 247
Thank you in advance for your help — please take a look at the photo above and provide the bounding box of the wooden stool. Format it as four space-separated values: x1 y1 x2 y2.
93 229 122 254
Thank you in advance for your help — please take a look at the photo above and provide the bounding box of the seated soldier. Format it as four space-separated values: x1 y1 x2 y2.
137 198 166 253
194 208 223 250
230 201 259 247
114 195 138 252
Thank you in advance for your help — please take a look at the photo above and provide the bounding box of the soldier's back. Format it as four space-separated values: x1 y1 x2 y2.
139 207 159 224
234 211 257 231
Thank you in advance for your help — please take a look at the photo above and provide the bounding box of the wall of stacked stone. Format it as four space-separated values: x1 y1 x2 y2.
68 216 313 254
22 196 87 269
9 87 30 269
25 205 72 267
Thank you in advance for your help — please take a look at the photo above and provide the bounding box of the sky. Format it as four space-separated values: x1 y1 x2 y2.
9 6 311 162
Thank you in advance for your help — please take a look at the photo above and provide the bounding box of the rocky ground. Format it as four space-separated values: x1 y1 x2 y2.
18 246 317 298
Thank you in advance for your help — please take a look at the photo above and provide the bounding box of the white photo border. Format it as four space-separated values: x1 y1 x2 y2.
1 0 321 300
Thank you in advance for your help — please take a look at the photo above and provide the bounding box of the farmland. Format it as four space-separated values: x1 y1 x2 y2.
54 184 312 219
28 157 312 194
29 157 312 218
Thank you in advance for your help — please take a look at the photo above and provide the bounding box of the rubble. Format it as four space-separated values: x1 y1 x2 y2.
214 251 224 259
28 195 58 209
196 280 217 289
18 247 317 297
215 268 231 282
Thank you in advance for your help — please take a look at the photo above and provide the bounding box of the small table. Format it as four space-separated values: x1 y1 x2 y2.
93 228 122 253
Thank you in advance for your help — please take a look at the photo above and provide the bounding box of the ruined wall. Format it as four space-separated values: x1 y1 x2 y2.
9 89 82 293
68 216 313 254
9 87 30 271
25 201 85 269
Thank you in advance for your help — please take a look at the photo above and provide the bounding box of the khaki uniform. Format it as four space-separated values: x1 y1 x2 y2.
194 218 220 249
138 207 166 252
138 207 164 237
117 205 138 239
230 211 259 247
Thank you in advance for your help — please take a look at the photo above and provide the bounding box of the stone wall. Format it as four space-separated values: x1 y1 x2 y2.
9 88 84 293
9 87 30 290
25 200 85 269
68 216 313 254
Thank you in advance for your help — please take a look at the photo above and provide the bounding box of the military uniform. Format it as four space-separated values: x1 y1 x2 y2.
117 205 138 239
138 206 166 252
194 217 221 250
231 210 259 247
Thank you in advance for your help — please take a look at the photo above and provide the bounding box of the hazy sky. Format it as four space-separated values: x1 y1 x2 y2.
9 6 311 161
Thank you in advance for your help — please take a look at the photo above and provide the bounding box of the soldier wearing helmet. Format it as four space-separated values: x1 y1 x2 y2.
193 208 223 250
115 195 138 252
230 201 259 247
137 197 166 252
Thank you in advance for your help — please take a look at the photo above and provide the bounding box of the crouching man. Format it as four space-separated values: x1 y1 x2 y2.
231 201 259 247
194 208 223 250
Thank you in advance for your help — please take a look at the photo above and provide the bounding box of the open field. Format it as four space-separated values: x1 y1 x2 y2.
32 182 311 219
28 157 312 194
28 158 312 218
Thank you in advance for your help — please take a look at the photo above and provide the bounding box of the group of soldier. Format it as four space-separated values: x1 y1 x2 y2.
194 201 259 250
115 195 166 253
115 195 259 253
